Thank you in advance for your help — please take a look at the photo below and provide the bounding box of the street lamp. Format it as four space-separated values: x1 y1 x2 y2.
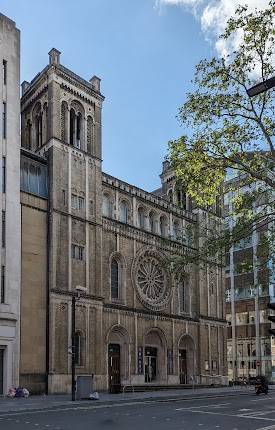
247 76 275 97
71 286 82 401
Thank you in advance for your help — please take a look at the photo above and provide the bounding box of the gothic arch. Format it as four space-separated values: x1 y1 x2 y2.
70 99 85 115
69 100 85 149
144 327 168 382
102 192 114 218
106 325 131 384
148 210 158 234
178 334 196 384
159 214 168 237
119 198 131 224
137 205 147 229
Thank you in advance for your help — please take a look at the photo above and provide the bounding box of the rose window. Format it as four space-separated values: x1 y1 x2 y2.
132 247 172 311
137 257 164 300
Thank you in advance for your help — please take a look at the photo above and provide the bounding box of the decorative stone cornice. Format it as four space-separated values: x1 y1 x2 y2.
104 302 199 323
21 84 48 112
102 217 196 255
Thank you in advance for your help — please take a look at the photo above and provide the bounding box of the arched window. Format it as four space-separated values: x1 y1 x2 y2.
76 113 82 149
75 331 84 366
33 103 43 149
102 194 113 218
138 207 145 229
149 211 157 233
160 216 167 237
176 189 187 210
26 119 32 150
69 101 84 149
172 220 181 240
167 189 173 203
111 259 119 300
70 108 76 146
179 280 189 313
119 200 128 224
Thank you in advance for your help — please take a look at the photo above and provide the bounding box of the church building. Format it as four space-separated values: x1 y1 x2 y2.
19 49 227 393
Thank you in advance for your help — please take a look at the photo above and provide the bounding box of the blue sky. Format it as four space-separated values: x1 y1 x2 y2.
1 0 215 191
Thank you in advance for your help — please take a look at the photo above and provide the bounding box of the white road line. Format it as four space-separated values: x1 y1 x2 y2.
188 409 275 422
252 398 272 402
239 409 253 412
175 403 231 411
255 425 275 430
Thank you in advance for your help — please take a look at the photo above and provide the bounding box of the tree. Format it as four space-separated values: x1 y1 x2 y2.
168 1 275 270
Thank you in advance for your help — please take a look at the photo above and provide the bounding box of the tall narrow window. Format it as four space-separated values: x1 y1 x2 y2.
70 109 75 146
180 282 185 312
149 211 157 233
76 113 82 149
168 189 173 203
102 194 113 218
160 216 167 237
173 220 182 240
2 211 5 248
35 113 42 148
3 60 7 85
27 120 32 150
111 259 119 299
2 157 6 193
75 331 83 366
2 102 6 139
138 207 145 229
1 266 5 304
119 201 128 223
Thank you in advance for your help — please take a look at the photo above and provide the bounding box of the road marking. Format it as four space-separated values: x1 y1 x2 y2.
186 409 275 422
252 398 271 402
256 426 275 430
175 402 231 411
239 409 252 412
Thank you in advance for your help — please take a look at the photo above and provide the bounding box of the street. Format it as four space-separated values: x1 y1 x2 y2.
1 391 275 429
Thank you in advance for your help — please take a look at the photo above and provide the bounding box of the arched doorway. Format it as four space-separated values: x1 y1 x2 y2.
144 328 167 384
107 325 130 393
178 335 195 384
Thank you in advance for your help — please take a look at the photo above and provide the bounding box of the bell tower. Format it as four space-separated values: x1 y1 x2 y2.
21 48 104 160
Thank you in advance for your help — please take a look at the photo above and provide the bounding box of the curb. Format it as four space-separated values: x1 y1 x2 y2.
0 389 259 415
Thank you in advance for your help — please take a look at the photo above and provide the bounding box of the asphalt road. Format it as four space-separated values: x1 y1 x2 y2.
1 391 275 430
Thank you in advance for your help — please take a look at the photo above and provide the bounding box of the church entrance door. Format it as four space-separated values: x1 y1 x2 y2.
108 344 121 393
0 349 3 395
179 349 187 384
145 347 157 383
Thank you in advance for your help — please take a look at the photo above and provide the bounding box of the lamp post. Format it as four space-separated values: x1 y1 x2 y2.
247 76 275 97
71 287 82 402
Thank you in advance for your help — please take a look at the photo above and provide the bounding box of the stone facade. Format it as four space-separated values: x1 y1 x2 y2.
0 14 21 395
20 49 227 393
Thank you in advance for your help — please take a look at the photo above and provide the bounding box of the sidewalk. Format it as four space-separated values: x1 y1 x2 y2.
0 385 256 414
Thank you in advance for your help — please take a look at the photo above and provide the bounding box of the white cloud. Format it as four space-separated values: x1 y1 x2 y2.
157 0 270 58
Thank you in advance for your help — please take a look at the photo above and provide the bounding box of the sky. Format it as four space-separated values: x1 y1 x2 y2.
0 0 268 191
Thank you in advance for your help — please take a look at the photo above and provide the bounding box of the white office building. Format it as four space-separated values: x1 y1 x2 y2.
0 13 21 395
